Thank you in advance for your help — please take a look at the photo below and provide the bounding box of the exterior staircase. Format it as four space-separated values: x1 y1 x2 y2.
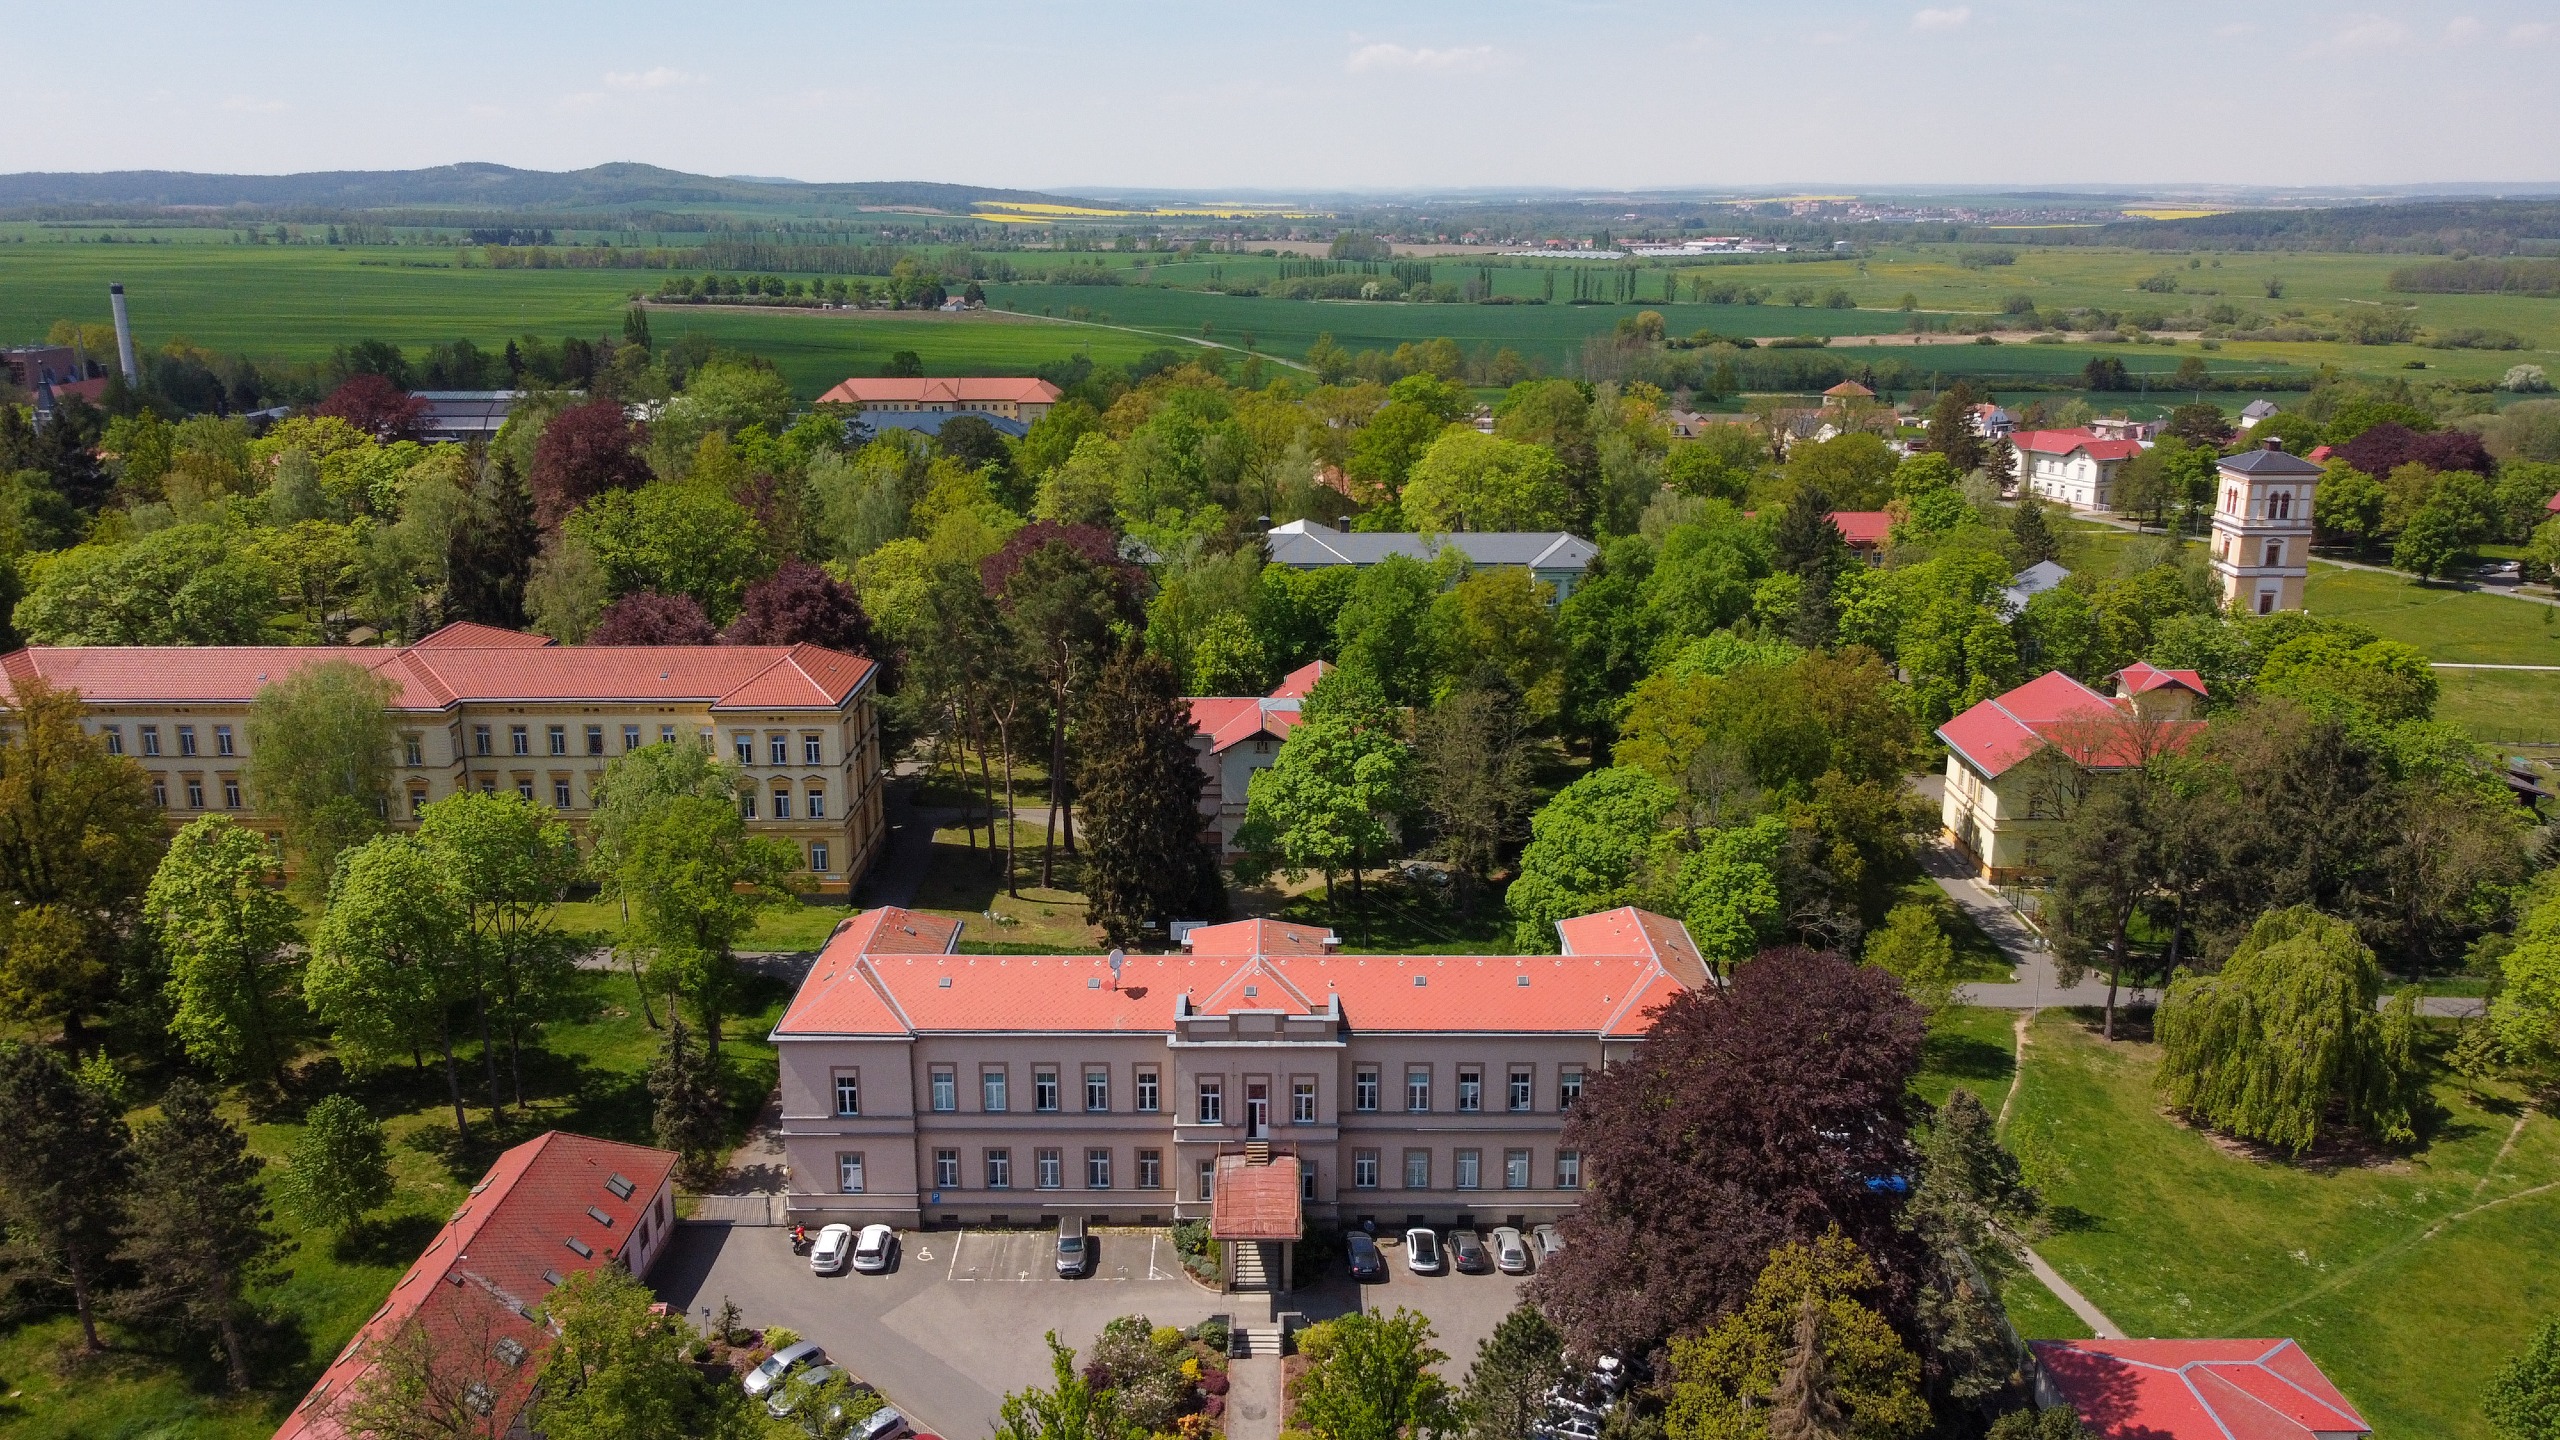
1230 1239 1272 1292
1244 1139 1271 1164
1230 1322 1288 1358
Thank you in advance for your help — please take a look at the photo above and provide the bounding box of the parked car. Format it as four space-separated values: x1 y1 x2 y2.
745 1339 827 1399
808 1223 855 1275
766 1363 858 1420
1531 1223 1564 1259
1450 1228 1491 1273
1347 1231 1385 1281
851 1223 895 1273
1404 1227 1444 1274
1491 1226 1530 1274
854 1407 913 1440
1535 1413 1602 1440
1056 1215 1091 1277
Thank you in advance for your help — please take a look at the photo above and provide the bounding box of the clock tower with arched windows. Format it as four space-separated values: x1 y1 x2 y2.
2209 439 2325 614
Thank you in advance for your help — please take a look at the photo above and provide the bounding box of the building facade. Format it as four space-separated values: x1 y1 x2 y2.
814 376 1063 437
0 621 889 894
2012 428 2143 510
1937 665 2205 883
770 905 1711 1234
1185 661 1326 853
2209 441 2324 614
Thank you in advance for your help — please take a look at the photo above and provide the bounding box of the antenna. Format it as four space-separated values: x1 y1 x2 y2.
1108 948 1125 990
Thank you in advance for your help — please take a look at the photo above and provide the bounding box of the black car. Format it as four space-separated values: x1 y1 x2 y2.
1450 1228 1491 1273
1347 1231 1385 1281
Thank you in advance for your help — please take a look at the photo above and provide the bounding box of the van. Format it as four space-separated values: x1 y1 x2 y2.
1055 1214 1091 1277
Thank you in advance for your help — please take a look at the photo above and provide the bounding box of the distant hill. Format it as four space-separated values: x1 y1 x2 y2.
0 162 1099 214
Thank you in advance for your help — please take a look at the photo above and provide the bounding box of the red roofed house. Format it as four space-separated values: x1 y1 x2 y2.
1828 510 1894 557
275 1133 678 1440
2012 428 2144 511
768 902 1714 1289
814 376 1062 433
2032 1338 2371 1440
1185 661 1328 853
1937 665 2206 882
0 621 887 894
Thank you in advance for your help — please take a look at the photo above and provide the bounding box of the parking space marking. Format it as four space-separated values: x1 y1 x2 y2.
946 1228 965 1281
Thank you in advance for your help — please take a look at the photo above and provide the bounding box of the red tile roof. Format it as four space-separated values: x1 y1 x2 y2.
1187 663 1329 754
1829 510 1894 548
2116 661 2208 698
2033 1339 2370 1440
815 377 1062 406
1 630 875 713
1824 381 1875 398
1268 660 1332 700
275 1133 678 1440
2014 428 2142 461
409 620 557 649
773 904 1701 1039
1211 1154 1304 1241
1936 669 2201 780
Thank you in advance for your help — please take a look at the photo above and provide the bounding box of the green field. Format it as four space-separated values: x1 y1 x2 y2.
2003 1008 2558 1439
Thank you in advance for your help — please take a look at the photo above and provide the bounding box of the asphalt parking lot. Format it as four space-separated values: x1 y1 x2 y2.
652 1223 1532 1437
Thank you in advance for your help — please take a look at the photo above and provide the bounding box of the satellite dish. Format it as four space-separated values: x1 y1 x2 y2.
1109 947 1125 989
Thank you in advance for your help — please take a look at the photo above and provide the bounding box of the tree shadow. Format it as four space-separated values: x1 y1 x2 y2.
2059 1004 2154 1043
331 1212 445 1267
1921 1030 2014 1085
2042 1204 2103 1235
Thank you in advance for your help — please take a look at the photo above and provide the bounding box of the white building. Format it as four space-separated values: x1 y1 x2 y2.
2209 441 2324 614
2011 428 2142 511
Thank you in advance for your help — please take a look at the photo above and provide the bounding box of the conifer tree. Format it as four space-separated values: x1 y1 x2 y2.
2010 493 2061 568
1767 1296 1848 1440
1459 1304 1566 1440
1073 647 1217 945
649 1013 727 1182
115 1079 283 1390
446 451 541 629
0 1044 131 1352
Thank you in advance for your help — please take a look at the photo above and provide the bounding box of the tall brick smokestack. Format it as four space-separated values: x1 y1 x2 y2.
110 282 137 383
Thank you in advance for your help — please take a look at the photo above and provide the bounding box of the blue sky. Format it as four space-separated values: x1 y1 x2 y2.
8 1 2558 190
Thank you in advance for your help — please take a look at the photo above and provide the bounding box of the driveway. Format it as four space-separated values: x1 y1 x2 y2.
652 1223 1531 1438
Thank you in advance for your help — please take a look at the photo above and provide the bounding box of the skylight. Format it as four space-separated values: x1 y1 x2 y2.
565 1236 593 1259
605 1173 635 1200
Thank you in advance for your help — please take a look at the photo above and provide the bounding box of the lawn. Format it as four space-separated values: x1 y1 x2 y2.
2302 563 2560 667
0 966 785 1440
2003 1009 2560 1438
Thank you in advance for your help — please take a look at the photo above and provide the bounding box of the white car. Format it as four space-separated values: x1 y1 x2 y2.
809 1223 856 1275
1404 1227 1444 1274
744 1339 826 1399
855 1406 913 1440
1491 1225 1530 1274
853 1223 896 1273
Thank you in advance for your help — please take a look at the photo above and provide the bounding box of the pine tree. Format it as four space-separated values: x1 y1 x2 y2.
649 1013 728 1182
1771 485 1848 647
1074 647 1218 946
2010 493 2062 567
446 451 540 629
1925 382 1985 477
0 1045 131 1352
1767 1295 1848 1440
114 1079 283 1390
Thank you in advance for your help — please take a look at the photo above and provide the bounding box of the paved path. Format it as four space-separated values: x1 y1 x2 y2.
1226 1354 1284 1440
2018 1240 2122 1339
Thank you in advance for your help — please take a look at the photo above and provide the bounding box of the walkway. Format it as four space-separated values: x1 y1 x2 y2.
1225 1352 1284 1440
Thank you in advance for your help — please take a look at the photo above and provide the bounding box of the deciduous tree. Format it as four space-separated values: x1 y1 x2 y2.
1293 1308 1459 1440
0 677 162 1045
1505 766 1677 952
588 590 719 644
613 792 799 1061
2486 1315 2560 1440
531 400 651 529
144 815 303 1084
721 558 878 656
1235 670 1411 927
1414 673 1538 917
245 659 398 897
1402 431 1571 534
308 833 476 1141
420 791 581 1109
993 1332 1145 1440
275 1092 393 1234
533 1266 755 1440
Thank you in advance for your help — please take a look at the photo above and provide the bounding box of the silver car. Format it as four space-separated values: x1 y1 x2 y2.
744 1339 826 1399
1491 1225 1530 1274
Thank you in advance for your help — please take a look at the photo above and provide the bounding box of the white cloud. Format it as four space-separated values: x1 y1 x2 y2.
2444 16 2483 42
1911 7 1972 32
603 66 700 90
1344 42 1500 74
220 96 287 113
2512 20 2556 42
2331 15 2409 49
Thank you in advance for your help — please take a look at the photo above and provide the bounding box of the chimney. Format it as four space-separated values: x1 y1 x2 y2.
109 283 137 384
2262 438 2281 451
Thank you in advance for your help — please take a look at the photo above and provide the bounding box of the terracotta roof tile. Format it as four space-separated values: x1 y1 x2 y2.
1210 1154 1303 1240
2032 1339 2370 1440
1936 669 2199 779
816 377 1062 406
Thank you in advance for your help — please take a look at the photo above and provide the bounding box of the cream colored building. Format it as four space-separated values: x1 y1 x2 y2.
1936 664 2205 884
768 905 1712 1264
2210 440 2324 614
0 621 889 894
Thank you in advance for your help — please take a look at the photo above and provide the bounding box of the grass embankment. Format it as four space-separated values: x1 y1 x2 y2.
2004 1009 2559 1439
0 967 785 1440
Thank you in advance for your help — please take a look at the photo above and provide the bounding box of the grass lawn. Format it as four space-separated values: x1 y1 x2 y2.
2303 563 2560 668
1895 876 2017 983
2003 1009 2560 1438
548 894 858 952
0 967 785 1440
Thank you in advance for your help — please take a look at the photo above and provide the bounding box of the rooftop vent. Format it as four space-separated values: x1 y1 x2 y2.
940 975 953 988
1517 975 1530 987
1414 975 1427 987
1087 976 1100 989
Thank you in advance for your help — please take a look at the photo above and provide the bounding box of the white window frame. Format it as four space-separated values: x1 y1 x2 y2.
838 1153 865 1194
833 1071 860 1116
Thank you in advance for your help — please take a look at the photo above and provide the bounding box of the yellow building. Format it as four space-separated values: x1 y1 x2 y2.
1936 663 2206 883
0 622 889 893
2209 440 2324 614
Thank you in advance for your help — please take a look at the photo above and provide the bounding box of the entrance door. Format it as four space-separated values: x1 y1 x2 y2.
1246 1082 1269 1138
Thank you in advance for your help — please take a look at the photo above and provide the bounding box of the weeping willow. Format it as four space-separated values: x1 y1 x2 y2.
2157 907 2428 1155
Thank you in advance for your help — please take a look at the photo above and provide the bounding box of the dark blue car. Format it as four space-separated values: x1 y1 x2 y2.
1347 1231 1385 1281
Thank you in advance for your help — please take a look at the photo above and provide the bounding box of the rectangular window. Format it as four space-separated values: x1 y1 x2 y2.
150 776 168 808
661 724 677 746
1353 1150 1380 1189
1136 1149 1162 1190
1303 1161 1318 1200
771 788 791 820
740 791 757 819
473 724 491 756
409 787 428 817
838 1153 865 1194
1406 1066 1431 1113
1404 1149 1431 1190
1458 1067 1482 1113
223 779 242 809
623 724 641 751
1292 1078 1317 1124
214 724 235 756
980 1068 1010 1112
1509 1067 1533 1112
546 725 566 756
101 725 123 755
934 1150 959 1189
931 1067 956 1112
515 779 534 802
1036 1149 1062 1189
1557 1151 1583 1189
1034 1067 1059 1112
1085 1067 1109 1112
1196 1077 1223 1124
833 1071 860 1116
1198 1159 1215 1200
1455 1149 1481 1190
177 725 197 757
735 733 754 766
770 734 790 765
1559 1067 1585 1109
806 788 827 819
804 733 824 765
1505 1149 1531 1189
1086 1149 1111 1189
185 778 205 809
141 725 161 756
1354 1066 1379 1112
1135 1067 1159 1113
586 725 605 756
403 735 423 767
985 1150 1011 1189
509 725 529 756
808 842 830 873
552 780 571 809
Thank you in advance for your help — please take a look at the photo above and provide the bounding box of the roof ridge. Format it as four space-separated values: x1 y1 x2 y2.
856 955 919 1034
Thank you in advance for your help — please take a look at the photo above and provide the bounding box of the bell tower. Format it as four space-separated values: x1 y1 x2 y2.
2209 439 2325 615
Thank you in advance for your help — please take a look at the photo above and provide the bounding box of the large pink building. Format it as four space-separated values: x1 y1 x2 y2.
766 905 1710 1252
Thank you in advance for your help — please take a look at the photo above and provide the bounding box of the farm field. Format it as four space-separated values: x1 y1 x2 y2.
2005 1008 2559 1440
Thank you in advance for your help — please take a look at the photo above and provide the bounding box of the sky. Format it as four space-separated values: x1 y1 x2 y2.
8 0 2559 193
